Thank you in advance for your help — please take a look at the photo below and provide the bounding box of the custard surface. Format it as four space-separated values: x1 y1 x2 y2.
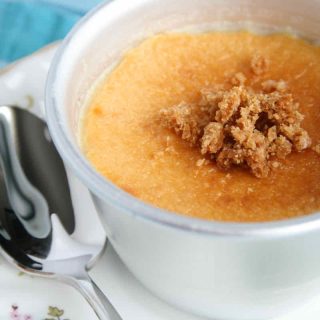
82 31 320 222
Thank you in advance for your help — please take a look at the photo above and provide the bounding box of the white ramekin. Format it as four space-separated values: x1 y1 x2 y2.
45 0 320 319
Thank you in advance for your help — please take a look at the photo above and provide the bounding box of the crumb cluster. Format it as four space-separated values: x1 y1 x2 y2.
160 55 312 178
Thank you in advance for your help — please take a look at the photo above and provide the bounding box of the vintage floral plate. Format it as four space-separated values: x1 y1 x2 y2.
0 44 319 320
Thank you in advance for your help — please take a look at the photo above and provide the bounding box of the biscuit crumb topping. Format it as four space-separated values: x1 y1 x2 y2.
160 55 312 178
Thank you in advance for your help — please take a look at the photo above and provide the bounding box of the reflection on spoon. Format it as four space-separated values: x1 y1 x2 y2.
0 107 50 238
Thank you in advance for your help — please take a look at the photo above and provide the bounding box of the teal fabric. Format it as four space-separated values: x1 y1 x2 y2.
40 0 102 13
0 0 104 67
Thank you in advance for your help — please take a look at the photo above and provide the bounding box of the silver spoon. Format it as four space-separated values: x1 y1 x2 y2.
0 105 122 320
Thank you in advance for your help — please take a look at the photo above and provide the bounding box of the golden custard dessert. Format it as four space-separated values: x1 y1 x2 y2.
82 31 320 222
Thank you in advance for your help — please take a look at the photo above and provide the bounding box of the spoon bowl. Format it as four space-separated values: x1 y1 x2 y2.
0 105 122 320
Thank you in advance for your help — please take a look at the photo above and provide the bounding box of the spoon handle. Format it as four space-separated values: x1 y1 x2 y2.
68 275 123 320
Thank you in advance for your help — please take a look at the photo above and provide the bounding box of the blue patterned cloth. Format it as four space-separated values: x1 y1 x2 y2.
0 0 103 67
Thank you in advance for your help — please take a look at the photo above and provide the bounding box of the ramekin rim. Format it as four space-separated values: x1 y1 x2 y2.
45 0 320 238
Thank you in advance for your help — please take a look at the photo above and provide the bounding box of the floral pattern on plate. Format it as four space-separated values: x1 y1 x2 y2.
10 305 69 320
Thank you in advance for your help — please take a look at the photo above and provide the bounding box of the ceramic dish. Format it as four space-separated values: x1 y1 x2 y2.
45 0 320 319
